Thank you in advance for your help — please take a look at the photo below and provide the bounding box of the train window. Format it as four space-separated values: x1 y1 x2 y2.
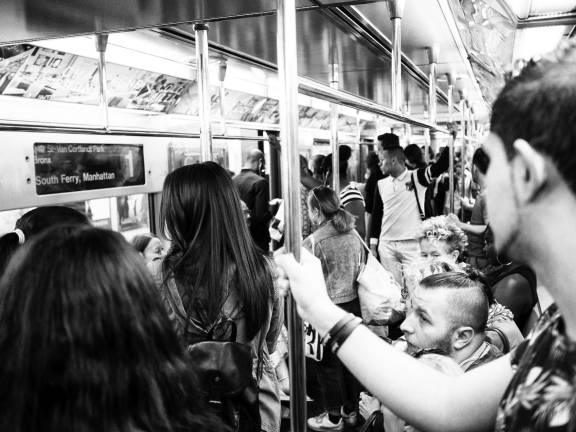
0 207 35 236
0 194 150 239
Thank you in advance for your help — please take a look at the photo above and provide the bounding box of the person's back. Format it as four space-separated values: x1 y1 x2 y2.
233 149 272 252
156 162 281 432
0 225 222 432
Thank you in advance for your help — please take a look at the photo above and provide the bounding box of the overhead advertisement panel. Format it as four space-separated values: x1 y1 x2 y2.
34 143 145 195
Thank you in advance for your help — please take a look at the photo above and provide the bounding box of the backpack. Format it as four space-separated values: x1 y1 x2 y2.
162 278 261 432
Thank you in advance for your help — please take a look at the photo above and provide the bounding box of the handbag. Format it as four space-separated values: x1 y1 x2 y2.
304 321 324 361
305 233 324 361
161 278 261 432
354 232 403 336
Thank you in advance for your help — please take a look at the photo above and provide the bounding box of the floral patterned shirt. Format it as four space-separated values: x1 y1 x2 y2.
495 304 576 432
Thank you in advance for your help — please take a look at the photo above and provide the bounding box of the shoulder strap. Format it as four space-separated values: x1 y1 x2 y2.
310 234 316 255
410 172 425 221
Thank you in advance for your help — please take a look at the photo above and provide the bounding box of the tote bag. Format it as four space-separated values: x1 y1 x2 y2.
354 232 403 337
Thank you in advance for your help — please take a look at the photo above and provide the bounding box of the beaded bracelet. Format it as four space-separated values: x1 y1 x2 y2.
320 313 356 346
326 316 363 354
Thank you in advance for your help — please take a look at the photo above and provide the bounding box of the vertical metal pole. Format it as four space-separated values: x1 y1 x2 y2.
427 45 439 125
447 74 455 213
218 58 227 135
95 34 110 132
388 0 406 112
423 129 430 164
277 1 306 431
195 23 213 162
460 98 467 220
330 62 340 193
356 110 362 181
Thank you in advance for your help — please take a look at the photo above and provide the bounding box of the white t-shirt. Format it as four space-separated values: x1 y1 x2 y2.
375 168 428 241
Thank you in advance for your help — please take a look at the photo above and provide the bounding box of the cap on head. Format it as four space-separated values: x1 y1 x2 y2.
377 133 401 151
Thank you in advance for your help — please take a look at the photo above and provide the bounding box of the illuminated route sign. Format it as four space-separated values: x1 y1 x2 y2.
34 143 145 195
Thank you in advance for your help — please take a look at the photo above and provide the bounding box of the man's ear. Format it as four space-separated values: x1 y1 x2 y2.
511 139 548 204
452 326 475 351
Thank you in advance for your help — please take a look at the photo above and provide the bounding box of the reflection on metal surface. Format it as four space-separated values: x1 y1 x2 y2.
299 76 449 133
195 23 213 162
277 1 307 431
178 5 436 117
0 0 387 45
517 11 576 28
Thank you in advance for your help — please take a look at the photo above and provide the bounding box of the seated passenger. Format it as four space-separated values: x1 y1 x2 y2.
0 206 89 276
131 233 165 267
154 162 282 432
0 225 223 432
484 242 539 336
415 216 524 353
401 272 502 371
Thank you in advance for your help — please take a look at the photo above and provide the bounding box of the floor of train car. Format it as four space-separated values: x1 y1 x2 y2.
280 359 366 432
280 400 365 432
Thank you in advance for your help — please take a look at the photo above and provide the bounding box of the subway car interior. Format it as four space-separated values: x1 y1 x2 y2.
0 0 575 431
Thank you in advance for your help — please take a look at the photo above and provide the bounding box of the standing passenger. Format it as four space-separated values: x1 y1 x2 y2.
155 162 282 432
233 149 272 253
304 186 365 431
322 145 366 239
0 225 224 432
369 133 449 294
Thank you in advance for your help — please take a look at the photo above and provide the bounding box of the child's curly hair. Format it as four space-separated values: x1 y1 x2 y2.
417 216 468 256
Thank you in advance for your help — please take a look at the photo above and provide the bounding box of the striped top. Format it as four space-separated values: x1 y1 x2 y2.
340 183 365 208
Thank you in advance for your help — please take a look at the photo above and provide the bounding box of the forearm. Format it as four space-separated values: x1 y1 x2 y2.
459 222 487 235
312 304 511 432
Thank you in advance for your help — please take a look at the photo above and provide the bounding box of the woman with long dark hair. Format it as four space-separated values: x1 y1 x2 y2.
155 162 281 432
304 185 365 431
0 225 224 432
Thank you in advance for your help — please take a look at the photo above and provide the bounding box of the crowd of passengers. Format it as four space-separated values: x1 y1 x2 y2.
0 41 574 432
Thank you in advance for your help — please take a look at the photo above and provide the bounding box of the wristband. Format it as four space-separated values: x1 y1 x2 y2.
327 316 363 354
321 313 356 346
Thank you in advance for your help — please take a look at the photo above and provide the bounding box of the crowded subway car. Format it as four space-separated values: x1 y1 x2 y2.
0 1 574 431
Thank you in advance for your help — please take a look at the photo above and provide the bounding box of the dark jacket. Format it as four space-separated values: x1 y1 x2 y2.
233 169 272 252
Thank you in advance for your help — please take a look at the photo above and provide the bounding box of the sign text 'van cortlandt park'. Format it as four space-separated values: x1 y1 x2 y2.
34 143 145 195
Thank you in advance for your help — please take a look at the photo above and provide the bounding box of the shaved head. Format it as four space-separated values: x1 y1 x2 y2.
247 149 264 164
419 272 488 333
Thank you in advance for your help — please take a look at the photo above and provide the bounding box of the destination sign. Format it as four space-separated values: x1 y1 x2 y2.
34 143 145 195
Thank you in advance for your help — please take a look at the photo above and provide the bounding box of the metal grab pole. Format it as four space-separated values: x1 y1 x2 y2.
330 62 340 193
194 23 213 162
277 1 306 431
95 34 110 132
428 45 438 125
218 59 227 135
460 98 467 220
447 74 455 214
388 0 406 112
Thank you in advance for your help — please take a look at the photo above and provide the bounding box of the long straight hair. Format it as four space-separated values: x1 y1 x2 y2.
0 225 224 432
161 162 273 339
